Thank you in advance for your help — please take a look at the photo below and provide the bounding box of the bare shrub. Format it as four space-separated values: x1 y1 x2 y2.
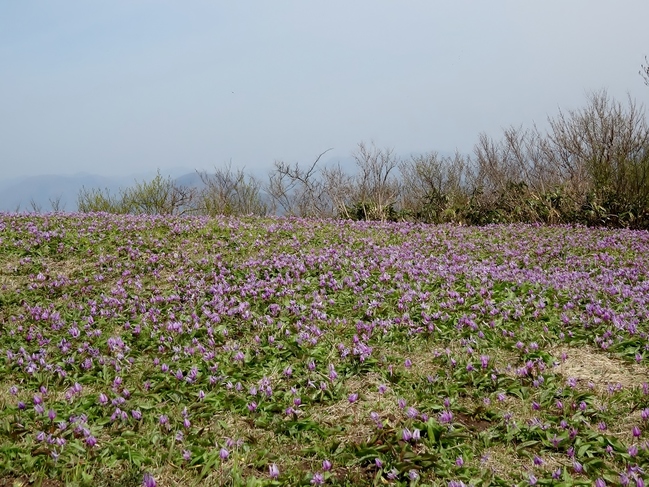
546 90 649 227
49 195 65 213
121 171 197 216
641 55 649 86
267 149 334 218
469 126 567 224
198 163 267 217
78 171 197 216
77 186 126 214
398 151 471 223
345 142 401 221
321 162 355 219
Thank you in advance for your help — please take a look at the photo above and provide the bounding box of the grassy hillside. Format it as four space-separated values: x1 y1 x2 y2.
1 214 648 486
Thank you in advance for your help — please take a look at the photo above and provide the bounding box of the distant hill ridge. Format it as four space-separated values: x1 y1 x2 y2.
0 171 203 213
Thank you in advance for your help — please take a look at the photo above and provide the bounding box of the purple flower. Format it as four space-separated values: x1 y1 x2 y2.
311 472 324 485
633 425 642 437
375 457 383 468
348 393 358 403
529 474 538 486
439 410 453 424
408 470 419 480
328 364 338 381
628 444 638 457
269 463 279 479
455 456 464 467
595 479 606 487
480 355 490 369
219 448 229 460
322 459 332 471
402 428 413 441
142 473 157 487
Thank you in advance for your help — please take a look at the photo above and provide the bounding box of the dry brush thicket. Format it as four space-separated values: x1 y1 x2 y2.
75 91 649 229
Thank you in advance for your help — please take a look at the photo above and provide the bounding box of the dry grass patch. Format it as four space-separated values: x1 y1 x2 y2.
307 375 402 447
550 345 649 391
40 257 94 279
477 445 566 482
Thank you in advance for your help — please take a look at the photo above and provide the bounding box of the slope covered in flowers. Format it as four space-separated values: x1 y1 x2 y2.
1 213 649 486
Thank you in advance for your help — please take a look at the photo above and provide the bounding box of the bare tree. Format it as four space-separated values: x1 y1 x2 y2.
199 163 267 216
399 151 471 223
321 162 355 219
78 171 198 215
267 149 333 217
49 195 65 212
349 141 401 221
641 55 649 86
28 198 43 214
545 90 649 226
123 171 198 216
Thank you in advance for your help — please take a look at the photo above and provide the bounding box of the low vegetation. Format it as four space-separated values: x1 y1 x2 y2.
1 213 649 485
74 91 649 230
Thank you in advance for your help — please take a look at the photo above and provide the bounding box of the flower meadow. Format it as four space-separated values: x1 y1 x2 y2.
1 213 649 487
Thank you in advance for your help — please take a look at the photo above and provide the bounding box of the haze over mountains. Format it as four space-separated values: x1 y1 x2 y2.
0 155 363 213
0 169 202 213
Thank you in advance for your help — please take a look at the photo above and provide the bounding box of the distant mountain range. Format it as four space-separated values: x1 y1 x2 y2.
0 154 388 213
0 171 204 213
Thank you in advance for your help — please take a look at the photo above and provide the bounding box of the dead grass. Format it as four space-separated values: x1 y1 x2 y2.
477 445 566 481
308 374 400 447
550 345 649 391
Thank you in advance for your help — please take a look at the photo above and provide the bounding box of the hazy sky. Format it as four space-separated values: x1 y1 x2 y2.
1 1 648 180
